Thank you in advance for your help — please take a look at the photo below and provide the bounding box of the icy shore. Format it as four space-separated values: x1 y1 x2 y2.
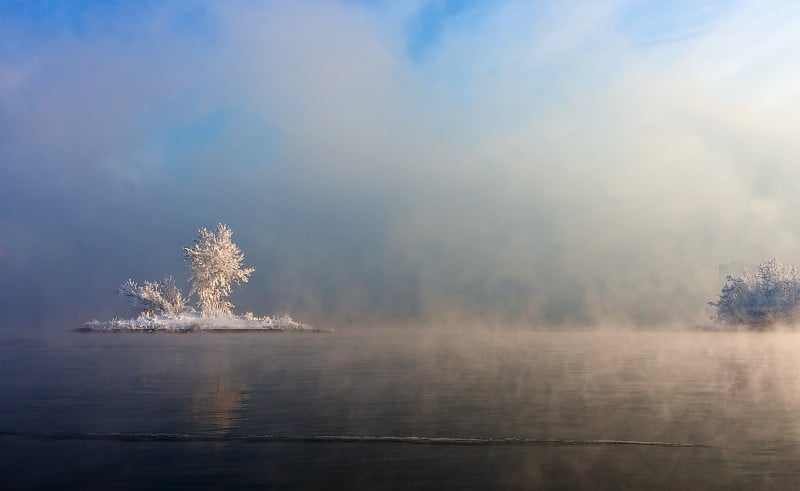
80 312 326 333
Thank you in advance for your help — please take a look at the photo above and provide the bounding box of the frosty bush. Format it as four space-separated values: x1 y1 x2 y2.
184 223 254 316
118 276 189 317
710 259 800 327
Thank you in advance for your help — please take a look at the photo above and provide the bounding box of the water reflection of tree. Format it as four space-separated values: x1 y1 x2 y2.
186 347 249 434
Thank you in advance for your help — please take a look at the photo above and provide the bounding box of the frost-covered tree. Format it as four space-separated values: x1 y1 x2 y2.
184 224 254 316
710 259 800 327
118 276 189 317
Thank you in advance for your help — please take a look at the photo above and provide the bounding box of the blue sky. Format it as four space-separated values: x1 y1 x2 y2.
2 0 800 328
0 1 739 59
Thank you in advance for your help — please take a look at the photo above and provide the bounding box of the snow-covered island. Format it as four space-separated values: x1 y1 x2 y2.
82 312 315 332
82 224 324 333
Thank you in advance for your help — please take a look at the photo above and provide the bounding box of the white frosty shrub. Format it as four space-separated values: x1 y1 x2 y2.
710 259 800 327
118 276 189 317
184 223 254 316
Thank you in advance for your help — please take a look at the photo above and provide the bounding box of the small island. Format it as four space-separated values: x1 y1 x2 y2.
82 224 322 332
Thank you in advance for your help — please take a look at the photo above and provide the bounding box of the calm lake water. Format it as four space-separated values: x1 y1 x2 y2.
2 327 800 489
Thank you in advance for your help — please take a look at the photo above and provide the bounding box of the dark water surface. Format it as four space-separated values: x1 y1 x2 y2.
2 327 800 489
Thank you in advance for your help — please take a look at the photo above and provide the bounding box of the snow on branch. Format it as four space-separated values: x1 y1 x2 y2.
118 276 190 317
710 259 800 328
183 223 254 317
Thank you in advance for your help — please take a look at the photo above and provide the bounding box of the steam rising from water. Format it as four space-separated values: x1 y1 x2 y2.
3 328 800 487
3 1 800 327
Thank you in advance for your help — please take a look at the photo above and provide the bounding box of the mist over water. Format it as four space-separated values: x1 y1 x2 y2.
3 327 800 489
3 1 800 328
